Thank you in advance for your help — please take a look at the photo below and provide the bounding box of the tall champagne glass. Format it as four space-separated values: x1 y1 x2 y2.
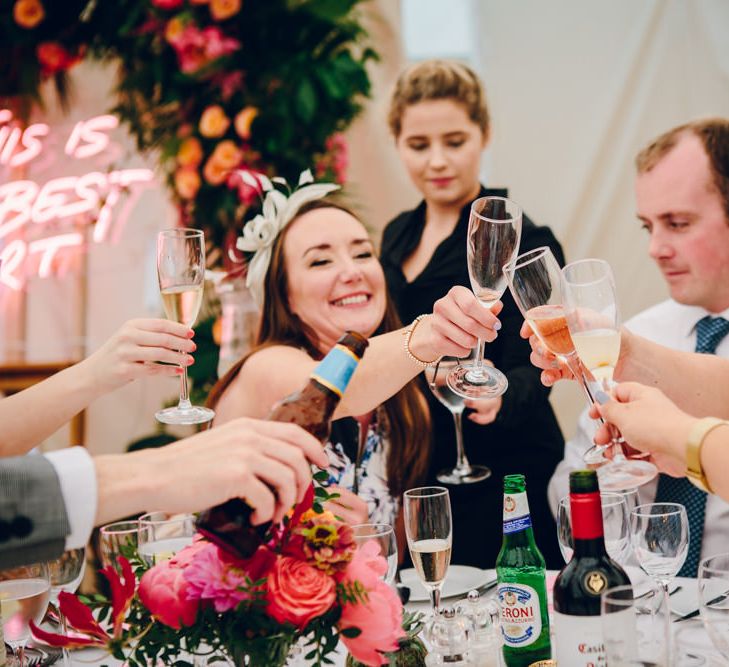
0 562 51 666
630 502 689 665
403 487 452 616
424 355 491 484
47 548 86 667
561 259 657 490
155 228 214 425
447 197 522 399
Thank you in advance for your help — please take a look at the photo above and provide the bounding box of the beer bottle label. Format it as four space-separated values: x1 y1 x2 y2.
498 582 543 648
503 491 532 533
311 344 360 397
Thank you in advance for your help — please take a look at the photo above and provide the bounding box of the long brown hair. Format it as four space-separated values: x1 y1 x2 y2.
208 199 431 497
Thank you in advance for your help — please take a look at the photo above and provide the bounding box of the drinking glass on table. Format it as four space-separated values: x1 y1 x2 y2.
138 512 196 566
698 553 729 659
630 502 689 665
155 228 214 425
47 548 86 667
446 196 522 400
0 562 51 666
561 258 657 490
556 492 630 564
99 520 139 569
403 486 452 616
351 524 398 586
424 355 491 484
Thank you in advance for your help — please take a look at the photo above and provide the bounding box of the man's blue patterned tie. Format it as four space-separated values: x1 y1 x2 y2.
654 315 729 577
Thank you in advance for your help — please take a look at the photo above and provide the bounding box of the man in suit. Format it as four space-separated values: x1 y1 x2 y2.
0 418 328 568
549 118 729 576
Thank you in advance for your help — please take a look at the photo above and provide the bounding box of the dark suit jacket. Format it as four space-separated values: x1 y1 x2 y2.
0 454 71 568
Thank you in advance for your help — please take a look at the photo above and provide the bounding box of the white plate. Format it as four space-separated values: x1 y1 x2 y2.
400 565 493 602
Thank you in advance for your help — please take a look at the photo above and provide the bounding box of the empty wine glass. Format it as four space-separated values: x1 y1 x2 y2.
630 502 689 665
674 619 726 666
155 228 214 425
698 553 729 659
138 512 196 566
351 524 398 586
47 548 86 667
403 487 452 616
424 355 491 484
447 196 522 400
0 562 51 666
556 492 630 564
562 259 657 490
99 520 139 569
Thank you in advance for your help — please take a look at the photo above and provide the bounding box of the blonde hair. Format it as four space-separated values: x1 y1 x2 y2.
388 59 490 138
635 118 729 222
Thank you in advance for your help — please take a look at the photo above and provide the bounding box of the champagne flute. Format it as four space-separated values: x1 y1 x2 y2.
155 228 214 425
447 196 522 400
47 548 86 667
138 512 195 566
403 486 452 616
99 520 139 569
561 259 657 490
698 553 729 659
424 355 491 484
630 502 689 665
351 524 398 586
0 562 51 666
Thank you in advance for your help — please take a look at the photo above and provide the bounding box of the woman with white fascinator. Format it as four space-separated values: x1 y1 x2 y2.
207 171 503 528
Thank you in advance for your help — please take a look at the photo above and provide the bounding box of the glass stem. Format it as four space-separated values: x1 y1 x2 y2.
452 410 471 475
60 609 70 667
661 581 672 665
178 356 191 409
473 338 485 374
429 585 442 615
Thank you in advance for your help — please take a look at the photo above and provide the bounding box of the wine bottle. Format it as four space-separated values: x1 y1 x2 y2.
495 474 552 667
196 331 368 558
552 470 632 665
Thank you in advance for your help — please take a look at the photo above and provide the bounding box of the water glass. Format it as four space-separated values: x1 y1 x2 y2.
674 619 726 666
351 523 398 585
99 520 139 569
698 553 729 659
138 511 196 566
47 548 86 667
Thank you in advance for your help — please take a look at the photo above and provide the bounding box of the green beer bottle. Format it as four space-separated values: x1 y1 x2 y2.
495 474 552 666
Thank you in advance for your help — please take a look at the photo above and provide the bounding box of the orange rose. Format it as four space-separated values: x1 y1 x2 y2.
210 140 242 169
202 157 228 186
266 556 336 629
177 137 204 167
174 167 201 199
199 105 230 138
165 17 186 44
13 0 44 28
210 0 240 21
234 106 258 140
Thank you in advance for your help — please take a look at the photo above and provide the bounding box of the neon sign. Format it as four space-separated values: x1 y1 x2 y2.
0 109 155 290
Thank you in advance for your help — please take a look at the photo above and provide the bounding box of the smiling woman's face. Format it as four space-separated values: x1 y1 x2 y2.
283 207 387 353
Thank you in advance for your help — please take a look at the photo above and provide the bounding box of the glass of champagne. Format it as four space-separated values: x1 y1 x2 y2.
561 258 657 490
447 196 522 400
351 524 398 586
156 228 214 425
424 355 491 484
403 486 452 616
138 512 196 566
99 520 139 569
630 502 689 665
47 548 86 667
698 553 729 659
0 562 51 666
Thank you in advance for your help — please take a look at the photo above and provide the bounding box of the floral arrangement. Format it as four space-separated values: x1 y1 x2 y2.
32 483 413 667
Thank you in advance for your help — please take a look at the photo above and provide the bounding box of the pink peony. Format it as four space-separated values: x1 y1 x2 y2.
266 556 336 629
139 562 199 630
339 539 387 589
173 23 240 75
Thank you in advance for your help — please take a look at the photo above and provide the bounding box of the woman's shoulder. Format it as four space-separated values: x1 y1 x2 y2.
242 344 314 376
381 202 425 249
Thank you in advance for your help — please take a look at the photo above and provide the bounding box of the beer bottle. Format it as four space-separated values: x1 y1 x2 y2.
552 470 632 666
495 474 552 667
196 331 368 558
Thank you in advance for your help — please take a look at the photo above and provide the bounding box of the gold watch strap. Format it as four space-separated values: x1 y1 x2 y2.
686 417 728 494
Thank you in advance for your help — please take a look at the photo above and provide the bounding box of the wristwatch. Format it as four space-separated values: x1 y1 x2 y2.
685 417 727 494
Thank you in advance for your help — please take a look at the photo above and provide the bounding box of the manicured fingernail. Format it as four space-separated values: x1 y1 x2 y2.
186 355 195 365
595 390 610 404
493 321 502 331
187 329 195 338
191 342 197 351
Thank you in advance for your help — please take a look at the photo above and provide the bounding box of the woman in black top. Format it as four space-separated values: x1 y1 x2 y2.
381 59 565 568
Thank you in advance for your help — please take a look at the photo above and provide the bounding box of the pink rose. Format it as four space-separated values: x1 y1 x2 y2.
266 556 336 629
139 562 199 630
151 0 183 8
338 580 405 666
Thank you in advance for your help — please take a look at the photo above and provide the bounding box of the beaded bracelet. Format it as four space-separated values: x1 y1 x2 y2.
403 314 441 367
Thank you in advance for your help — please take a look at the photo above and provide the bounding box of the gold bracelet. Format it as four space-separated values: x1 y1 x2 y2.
403 314 441 367
686 417 728 494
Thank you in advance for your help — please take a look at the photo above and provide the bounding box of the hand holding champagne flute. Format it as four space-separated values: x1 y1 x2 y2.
155 228 214 425
403 487 452 617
